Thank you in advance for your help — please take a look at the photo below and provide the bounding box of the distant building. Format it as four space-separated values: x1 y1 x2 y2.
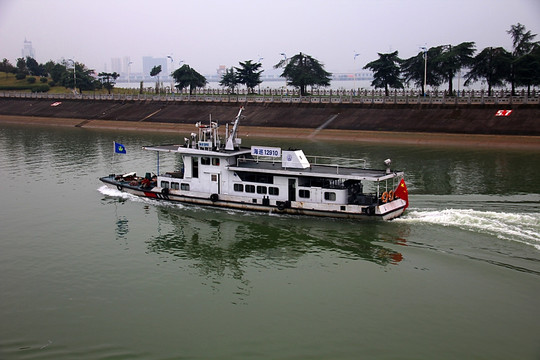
122 56 131 75
111 57 122 74
217 65 226 76
22 38 35 58
142 56 168 77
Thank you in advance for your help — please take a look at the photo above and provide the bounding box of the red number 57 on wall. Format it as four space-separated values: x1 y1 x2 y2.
495 110 513 116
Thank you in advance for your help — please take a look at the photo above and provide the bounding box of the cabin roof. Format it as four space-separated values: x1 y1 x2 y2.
142 144 250 157
229 160 402 181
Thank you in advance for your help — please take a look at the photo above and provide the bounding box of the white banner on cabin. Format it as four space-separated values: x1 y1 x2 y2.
251 146 281 158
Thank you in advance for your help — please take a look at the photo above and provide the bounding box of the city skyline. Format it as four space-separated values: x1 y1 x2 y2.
1 0 539 76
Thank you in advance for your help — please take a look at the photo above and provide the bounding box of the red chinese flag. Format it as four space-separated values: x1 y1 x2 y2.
394 179 409 209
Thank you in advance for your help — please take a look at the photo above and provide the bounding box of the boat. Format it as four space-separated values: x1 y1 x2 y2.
100 107 409 220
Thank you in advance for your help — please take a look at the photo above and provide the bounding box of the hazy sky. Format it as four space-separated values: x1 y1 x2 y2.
1 0 539 75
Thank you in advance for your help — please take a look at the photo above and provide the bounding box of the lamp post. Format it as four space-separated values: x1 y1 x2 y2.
257 56 264 94
127 61 133 84
420 46 427 97
354 52 360 94
68 58 76 94
167 55 174 93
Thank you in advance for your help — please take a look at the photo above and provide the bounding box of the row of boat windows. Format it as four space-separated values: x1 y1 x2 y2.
200 157 220 166
234 183 279 195
161 181 190 191
299 189 337 201
160 180 336 201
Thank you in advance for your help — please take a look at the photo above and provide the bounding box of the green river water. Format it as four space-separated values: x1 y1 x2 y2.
1 123 539 359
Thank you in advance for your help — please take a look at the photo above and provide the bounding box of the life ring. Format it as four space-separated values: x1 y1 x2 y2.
117 185 123 191
210 193 219 202
381 191 389 203
388 190 394 202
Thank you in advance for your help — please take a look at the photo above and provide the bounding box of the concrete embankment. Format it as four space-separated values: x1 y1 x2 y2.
1 97 539 136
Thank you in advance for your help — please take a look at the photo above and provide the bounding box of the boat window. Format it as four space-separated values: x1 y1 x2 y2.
299 189 310 198
324 192 336 201
234 183 243 192
269 187 279 196
171 182 180 190
245 184 255 193
161 181 170 188
192 157 198 178
257 186 267 194
201 157 211 165
236 172 273 184
181 183 190 191
212 158 220 166
211 174 218 182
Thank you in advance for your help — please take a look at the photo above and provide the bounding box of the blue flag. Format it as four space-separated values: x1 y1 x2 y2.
114 141 126 154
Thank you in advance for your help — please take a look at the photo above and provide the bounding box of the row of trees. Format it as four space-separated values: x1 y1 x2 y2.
0 57 120 94
365 23 540 96
199 23 539 97
1 24 537 96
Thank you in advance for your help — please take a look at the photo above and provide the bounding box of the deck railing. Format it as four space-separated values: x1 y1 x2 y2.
236 155 367 174
307 155 367 169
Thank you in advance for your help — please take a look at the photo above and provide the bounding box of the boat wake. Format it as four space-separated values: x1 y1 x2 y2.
98 185 186 209
398 208 540 251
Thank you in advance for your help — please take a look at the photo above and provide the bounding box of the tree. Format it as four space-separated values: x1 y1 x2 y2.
508 23 538 57
61 61 96 93
150 65 162 94
401 47 445 95
235 60 263 94
171 64 207 95
16 57 28 75
364 51 403 96
274 52 331 96
513 44 540 95
219 67 239 93
507 23 540 95
48 62 67 84
26 57 46 77
464 47 512 96
0 58 17 78
98 72 120 94
436 42 476 94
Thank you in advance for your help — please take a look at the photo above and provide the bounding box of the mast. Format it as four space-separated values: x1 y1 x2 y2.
225 107 244 150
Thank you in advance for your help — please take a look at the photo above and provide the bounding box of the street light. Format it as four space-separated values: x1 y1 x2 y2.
354 52 360 92
167 55 174 93
420 46 427 97
68 58 76 94
127 61 133 84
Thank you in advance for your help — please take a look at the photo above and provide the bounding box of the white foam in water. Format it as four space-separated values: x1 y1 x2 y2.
398 208 540 251
97 185 185 209
98 185 163 204
98 185 130 198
